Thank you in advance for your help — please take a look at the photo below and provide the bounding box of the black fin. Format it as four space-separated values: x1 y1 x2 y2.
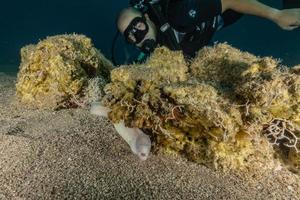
283 0 300 9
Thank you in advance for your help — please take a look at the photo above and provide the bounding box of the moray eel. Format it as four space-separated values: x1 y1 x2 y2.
90 102 151 161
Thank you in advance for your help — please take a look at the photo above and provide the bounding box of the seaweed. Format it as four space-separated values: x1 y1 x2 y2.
16 37 300 173
103 44 300 172
16 34 113 109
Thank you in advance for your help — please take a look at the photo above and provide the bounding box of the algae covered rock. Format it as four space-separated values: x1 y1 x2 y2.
16 34 113 109
102 44 300 173
190 43 257 86
17 34 300 174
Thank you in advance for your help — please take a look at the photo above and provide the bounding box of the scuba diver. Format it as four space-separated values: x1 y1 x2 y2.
114 0 300 62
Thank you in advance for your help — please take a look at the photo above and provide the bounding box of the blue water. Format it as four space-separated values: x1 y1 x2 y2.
0 0 299 75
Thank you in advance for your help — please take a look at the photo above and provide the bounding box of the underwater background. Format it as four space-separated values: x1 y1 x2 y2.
0 0 299 74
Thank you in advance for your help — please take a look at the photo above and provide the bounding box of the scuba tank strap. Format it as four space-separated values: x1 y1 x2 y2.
147 0 181 50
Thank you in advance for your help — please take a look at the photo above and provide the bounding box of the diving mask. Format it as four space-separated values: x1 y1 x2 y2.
124 16 157 54
124 16 149 44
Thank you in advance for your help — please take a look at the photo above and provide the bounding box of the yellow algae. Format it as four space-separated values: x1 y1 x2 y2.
16 37 300 174
16 34 112 109
103 44 300 172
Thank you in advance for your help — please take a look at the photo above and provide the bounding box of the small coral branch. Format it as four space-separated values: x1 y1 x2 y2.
69 94 87 108
263 118 300 153
165 105 184 122
120 99 136 113
231 100 250 117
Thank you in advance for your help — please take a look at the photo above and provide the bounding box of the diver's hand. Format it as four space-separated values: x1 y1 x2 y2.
274 9 300 30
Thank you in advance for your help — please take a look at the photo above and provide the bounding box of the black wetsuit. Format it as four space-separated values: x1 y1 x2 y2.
283 0 300 8
147 0 243 58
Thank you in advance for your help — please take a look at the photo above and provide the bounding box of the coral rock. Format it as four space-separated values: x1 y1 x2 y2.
103 44 300 173
16 34 113 109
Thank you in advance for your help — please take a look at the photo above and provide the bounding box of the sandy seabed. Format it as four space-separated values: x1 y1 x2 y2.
0 72 300 200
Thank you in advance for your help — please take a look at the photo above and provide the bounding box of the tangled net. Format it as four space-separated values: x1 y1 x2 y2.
263 118 300 153
102 44 300 173
16 37 300 174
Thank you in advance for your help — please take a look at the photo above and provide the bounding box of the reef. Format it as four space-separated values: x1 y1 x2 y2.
102 44 300 172
16 34 113 109
15 34 300 173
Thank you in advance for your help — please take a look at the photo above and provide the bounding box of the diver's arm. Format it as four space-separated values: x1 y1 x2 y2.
221 0 278 20
221 0 300 30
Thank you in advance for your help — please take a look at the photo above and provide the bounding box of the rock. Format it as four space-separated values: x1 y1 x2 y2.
16 34 113 109
102 44 300 173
